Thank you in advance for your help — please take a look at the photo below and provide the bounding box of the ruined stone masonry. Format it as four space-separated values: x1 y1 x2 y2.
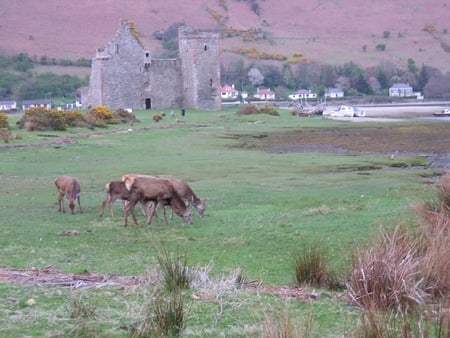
84 19 221 111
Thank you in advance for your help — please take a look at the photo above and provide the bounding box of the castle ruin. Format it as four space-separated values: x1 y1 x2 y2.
84 20 221 111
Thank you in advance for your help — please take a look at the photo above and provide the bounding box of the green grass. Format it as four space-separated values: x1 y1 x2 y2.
0 108 443 336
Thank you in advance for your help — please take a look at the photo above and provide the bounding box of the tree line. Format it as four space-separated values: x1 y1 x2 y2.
2 51 450 104
221 57 450 100
0 53 89 101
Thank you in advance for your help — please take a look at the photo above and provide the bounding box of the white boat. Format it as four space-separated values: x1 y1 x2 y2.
329 105 365 117
433 108 450 117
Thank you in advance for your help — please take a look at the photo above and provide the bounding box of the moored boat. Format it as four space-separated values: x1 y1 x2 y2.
433 108 450 117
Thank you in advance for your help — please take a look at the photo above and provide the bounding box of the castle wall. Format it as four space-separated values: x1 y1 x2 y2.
179 27 221 110
142 59 183 109
85 21 220 111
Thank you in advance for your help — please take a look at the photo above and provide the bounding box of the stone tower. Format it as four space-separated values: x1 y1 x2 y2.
179 27 221 111
84 20 221 111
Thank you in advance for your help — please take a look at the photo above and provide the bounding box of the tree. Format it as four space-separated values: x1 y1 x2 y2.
415 64 429 92
248 67 264 86
407 58 418 74
354 75 373 94
376 69 389 90
281 63 295 89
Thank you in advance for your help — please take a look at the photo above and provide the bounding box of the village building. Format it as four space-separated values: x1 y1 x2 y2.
0 100 17 111
389 83 414 97
220 84 239 100
324 88 344 98
253 87 275 100
21 99 52 110
288 89 317 101
84 19 221 111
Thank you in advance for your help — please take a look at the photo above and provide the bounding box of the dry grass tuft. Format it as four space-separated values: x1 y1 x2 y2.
349 171 450 336
347 224 426 314
293 243 341 290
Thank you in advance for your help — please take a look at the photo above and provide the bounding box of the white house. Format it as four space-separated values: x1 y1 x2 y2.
0 100 17 111
288 89 317 100
389 83 414 97
325 88 344 98
253 87 275 100
220 84 239 99
65 100 83 109
22 99 52 110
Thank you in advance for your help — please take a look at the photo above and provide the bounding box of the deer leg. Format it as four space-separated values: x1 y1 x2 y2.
58 192 65 213
98 196 114 217
146 201 156 224
77 195 83 213
124 201 138 227
139 201 147 216
162 203 170 225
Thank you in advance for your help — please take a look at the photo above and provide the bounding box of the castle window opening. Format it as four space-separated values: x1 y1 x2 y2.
115 44 120 54
204 45 208 51
210 78 213 87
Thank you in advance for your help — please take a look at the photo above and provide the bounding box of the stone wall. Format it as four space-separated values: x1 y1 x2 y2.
179 27 221 110
85 20 220 111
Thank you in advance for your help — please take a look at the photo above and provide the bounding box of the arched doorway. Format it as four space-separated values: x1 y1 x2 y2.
145 98 151 109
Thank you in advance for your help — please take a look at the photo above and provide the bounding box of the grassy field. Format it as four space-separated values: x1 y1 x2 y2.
0 108 446 336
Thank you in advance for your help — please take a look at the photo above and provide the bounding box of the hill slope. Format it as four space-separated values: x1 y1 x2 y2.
1 0 449 71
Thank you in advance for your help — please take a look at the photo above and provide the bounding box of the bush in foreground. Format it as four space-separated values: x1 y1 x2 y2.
347 171 450 337
236 104 279 116
293 243 341 290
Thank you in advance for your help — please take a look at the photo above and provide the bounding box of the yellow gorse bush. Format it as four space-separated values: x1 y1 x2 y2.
0 112 9 128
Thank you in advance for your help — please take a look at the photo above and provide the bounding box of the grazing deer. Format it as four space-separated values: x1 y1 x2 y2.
122 173 206 219
98 180 149 217
123 176 192 227
54 176 82 214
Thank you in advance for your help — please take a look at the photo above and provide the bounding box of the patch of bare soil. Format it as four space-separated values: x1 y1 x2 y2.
261 124 450 168
0 266 145 290
0 266 323 301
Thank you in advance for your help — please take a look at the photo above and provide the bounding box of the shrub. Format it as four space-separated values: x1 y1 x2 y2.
259 105 279 116
293 244 335 288
114 108 139 124
423 24 436 33
63 110 88 128
17 107 67 131
156 247 191 292
236 104 279 116
85 106 117 127
346 225 426 313
236 104 259 115
0 128 9 143
414 171 450 299
376 43 386 51
130 291 184 338
0 112 9 128
153 292 184 337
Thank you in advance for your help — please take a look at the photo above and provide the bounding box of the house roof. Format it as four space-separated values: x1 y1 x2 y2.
256 88 274 94
295 89 314 94
391 83 412 88
326 88 343 93
0 100 16 105
221 84 238 93
22 99 52 105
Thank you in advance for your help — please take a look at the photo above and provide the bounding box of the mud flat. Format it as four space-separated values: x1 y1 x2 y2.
362 105 442 118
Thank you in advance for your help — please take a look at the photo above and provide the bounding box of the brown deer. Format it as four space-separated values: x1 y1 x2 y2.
54 176 82 214
122 174 206 219
123 176 191 227
164 177 206 219
98 180 149 217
